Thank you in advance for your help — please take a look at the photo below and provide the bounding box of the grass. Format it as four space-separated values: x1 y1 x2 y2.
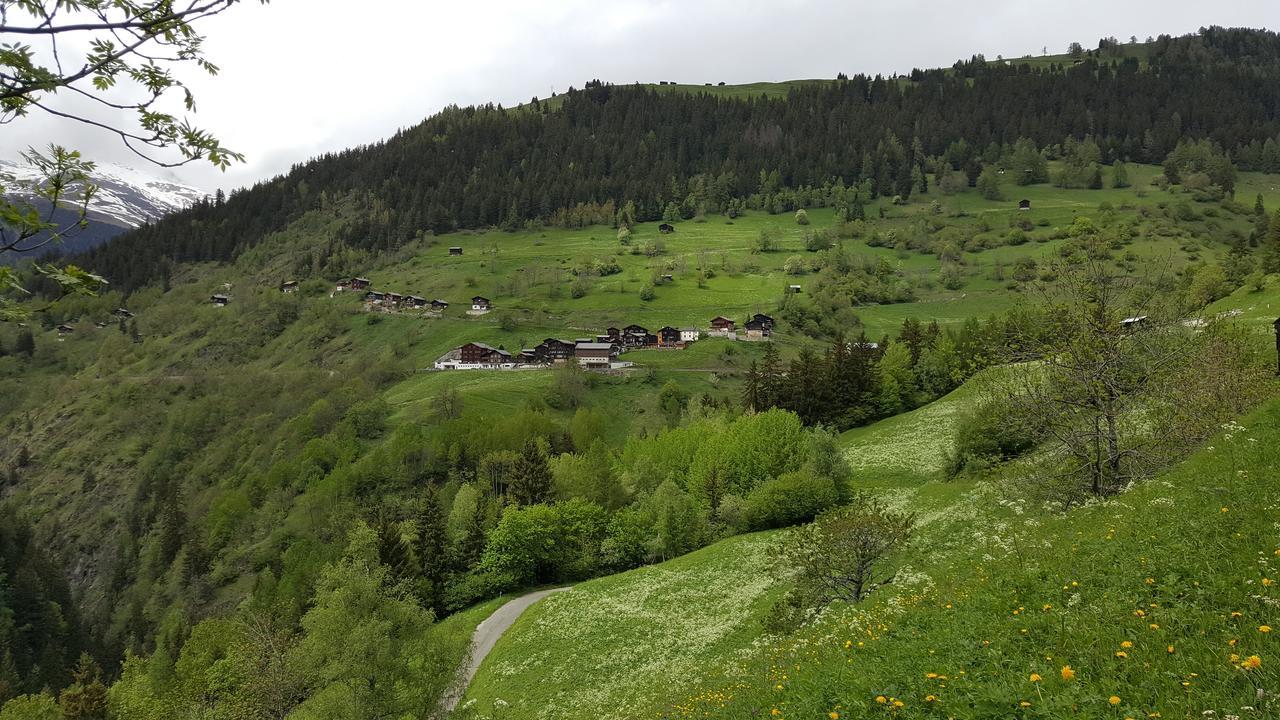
664 398 1280 720
456 531 787 720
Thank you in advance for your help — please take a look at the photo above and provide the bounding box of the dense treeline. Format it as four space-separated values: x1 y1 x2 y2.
75 27 1280 293
0 509 85 703
743 308 1060 429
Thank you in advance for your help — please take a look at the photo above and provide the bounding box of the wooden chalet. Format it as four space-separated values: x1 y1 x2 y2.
534 338 576 363
280 280 299 293
350 277 372 290
407 295 428 308
56 324 75 335
787 284 802 294
657 326 682 347
1018 199 1031 211
680 328 699 343
365 291 386 304
471 296 492 311
430 299 449 311
621 324 654 348
385 292 404 307
459 342 511 365
750 313 775 330
211 294 230 307
449 247 463 256
710 316 735 332
112 307 134 319
744 318 771 338
658 223 675 234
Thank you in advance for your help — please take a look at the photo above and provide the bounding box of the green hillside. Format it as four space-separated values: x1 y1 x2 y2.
453 334 1279 719
4 23 1280 718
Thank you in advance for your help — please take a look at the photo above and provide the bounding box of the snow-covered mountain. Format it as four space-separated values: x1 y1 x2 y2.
0 158 206 229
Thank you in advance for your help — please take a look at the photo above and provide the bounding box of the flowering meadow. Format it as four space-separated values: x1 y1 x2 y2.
456 531 786 719
662 401 1280 719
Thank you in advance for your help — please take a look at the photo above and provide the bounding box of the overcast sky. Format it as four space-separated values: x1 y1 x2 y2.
2 0 1275 194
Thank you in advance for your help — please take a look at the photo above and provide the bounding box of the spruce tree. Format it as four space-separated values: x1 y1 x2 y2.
58 653 108 720
509 439 552 506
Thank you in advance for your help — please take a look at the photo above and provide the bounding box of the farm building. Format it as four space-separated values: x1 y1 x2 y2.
431 299 450 311
280 280 299 293
364 291 386 304
657 326 682 347
56 324 75 335
1018 199 1031 210
1120 315 1149 332
680 328 699 343
787 284 801 294
471 296 492 312
112 307 134 319
351 277 372 290
407 295 427 308
211 294 230 307
708 316 736 337
750 313 775 330
658 223 675 234
574 342 618 368
449 247 463 256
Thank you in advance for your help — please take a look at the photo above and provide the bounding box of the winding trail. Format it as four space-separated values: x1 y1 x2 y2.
438 587 572 717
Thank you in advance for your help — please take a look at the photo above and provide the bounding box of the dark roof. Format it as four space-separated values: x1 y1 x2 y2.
472 296 490 302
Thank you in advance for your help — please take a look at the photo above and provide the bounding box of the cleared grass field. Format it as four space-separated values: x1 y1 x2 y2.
456 531 786 720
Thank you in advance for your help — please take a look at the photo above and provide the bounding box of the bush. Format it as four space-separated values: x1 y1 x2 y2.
946 399 1036 477
745 470 839 530
639 284 655 301
794 208 810 225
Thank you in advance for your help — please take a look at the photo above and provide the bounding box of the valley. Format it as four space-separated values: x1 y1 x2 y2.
1 18 1279 720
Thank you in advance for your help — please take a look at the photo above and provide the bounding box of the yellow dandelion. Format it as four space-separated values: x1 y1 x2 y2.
875 696 886 704
1221 507 1229 513
1115 651 1128 658
892 699 904 708
1061 665 1075 681
829 713 840 719
1109 695 1122 706
1263 578 1273 587
1020 701 1032 708
1029 673 1042 682
771 709 781 717
924 695 937 702
1260 625 1272 633
1149 623 1159 629
1121 640 1133 648
1167 645 1175 654
1145 577 1154 584
775 684 783 690
1241 655 1261 670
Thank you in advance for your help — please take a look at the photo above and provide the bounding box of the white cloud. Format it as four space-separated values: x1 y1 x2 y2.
2 0 1274 193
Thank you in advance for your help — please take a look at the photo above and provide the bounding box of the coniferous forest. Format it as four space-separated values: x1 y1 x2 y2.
76 27 1280 292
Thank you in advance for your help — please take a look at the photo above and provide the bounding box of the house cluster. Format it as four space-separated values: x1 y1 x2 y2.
435 314 776 372
707 313 774 340
332 277 486 315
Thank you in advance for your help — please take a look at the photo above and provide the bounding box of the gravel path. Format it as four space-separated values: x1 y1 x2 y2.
438 587 571 716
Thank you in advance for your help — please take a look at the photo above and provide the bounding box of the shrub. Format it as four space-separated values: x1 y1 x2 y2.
946 399 1037 477
794 208 810 225
745 470 839 530
639 284 655 301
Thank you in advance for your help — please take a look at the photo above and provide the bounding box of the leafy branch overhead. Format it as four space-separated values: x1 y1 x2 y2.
0 1 266 320
0 0 268 168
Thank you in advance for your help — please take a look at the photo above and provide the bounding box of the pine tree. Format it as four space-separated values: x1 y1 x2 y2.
14 329 34 357
414 489 449 612
742 360 761 412
375 516 414 582
58 653 108 720
509 439 552 506
758 342 782 410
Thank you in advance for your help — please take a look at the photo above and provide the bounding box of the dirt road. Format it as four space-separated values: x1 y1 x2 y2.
438 587 571 716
